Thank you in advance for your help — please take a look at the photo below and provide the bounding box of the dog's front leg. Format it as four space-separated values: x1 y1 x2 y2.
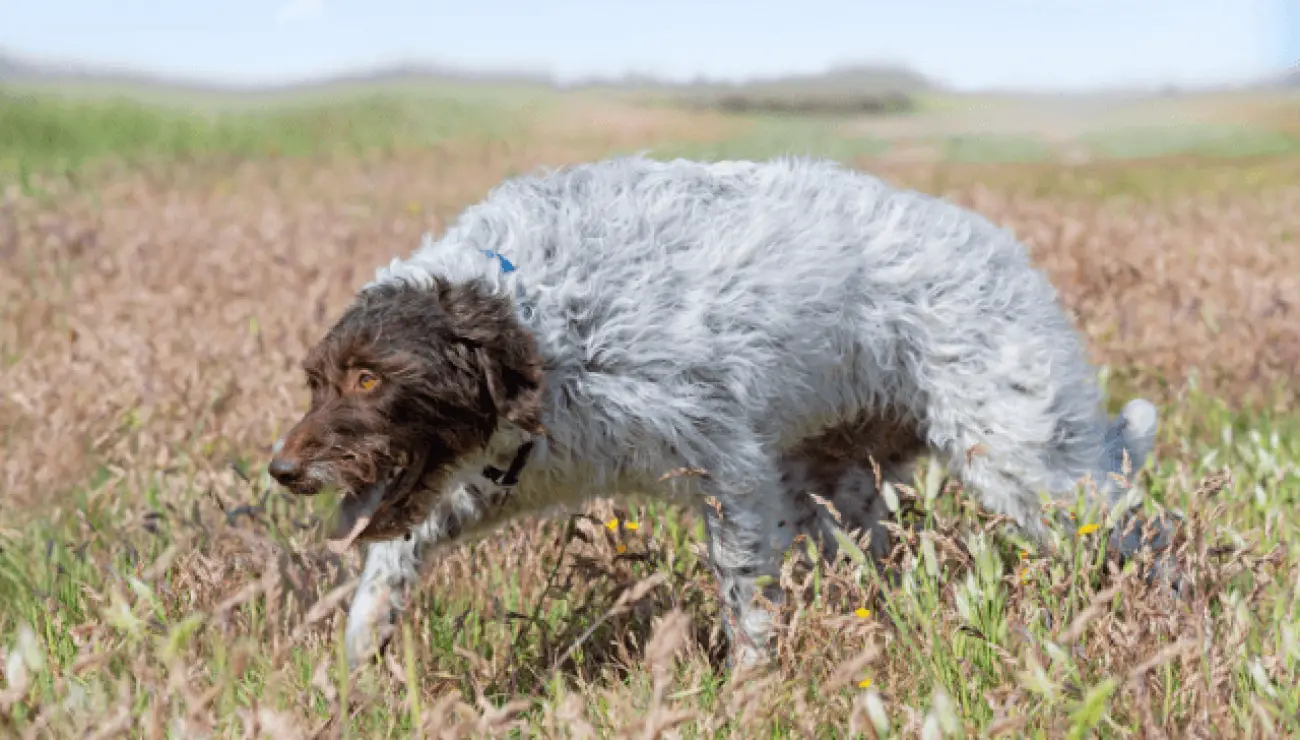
342 479 506 667
345 533 423 668
699 480 794 670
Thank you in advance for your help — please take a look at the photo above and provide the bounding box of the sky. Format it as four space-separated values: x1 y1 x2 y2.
0 0 1294 92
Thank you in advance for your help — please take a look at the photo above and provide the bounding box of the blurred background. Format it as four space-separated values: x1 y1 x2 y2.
1 0 1296 176
1 3 1299 736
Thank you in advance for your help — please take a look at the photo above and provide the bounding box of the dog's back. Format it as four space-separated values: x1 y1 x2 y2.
446 157 1099 458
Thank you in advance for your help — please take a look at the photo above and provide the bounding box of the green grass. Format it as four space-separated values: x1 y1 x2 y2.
1081 125 1300 161
0 84 547 184
648 115 891 163
937 134 1054 163
7 83 1295 191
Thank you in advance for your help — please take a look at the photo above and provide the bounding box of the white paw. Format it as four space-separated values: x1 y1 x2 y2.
728 641 774 672
344 585 397 669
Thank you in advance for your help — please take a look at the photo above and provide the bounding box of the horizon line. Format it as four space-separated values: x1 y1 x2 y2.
1 46 1293 97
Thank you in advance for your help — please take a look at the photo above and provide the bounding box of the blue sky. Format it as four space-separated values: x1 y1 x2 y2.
1 0 1293 91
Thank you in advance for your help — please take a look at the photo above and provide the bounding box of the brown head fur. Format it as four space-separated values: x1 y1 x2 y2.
268 278 544 511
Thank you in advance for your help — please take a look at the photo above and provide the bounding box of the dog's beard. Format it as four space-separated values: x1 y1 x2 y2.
326 467 399 551
325 453 435 551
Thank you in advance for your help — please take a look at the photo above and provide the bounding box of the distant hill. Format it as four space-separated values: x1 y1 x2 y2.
0 51 234 91
654 64 937 116
0 50 555 94
733 63 936 95
0 49 947 117
0 53 44 81
570 63 936 95
1237 62 1299 91
2 49 936 100
566 63 938 116
289 62 553 89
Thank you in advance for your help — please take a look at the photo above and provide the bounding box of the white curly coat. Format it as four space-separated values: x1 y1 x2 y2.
335 155 1162 667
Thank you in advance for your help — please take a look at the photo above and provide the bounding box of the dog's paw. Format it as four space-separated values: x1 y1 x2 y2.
1109 509 1189 599
344 616 397 670
726 641 776 675
344 586 399 669
1147 551 1191 600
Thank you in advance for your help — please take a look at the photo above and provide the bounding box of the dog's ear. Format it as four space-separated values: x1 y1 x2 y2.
475 344 544 434
437 281 545 435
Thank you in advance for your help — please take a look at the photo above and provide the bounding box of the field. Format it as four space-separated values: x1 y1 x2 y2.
1 80 1299 737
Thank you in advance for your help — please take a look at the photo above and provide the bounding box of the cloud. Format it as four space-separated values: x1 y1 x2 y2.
275 0 323 25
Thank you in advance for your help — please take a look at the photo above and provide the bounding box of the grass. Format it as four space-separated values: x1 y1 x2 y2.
1 83 1299 736
936 134 1053 163
648 115 891 163
0 84 546 187
1081 125 1300 161
1 389 1297 736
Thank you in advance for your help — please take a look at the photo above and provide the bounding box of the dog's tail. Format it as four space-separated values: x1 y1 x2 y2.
1098 398 1159 500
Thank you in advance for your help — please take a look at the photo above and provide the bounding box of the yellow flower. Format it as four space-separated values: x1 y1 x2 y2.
616 544 627 554
1018 568 1031 583
605 518 619 531
624 521 640 531
1019 549 1030 559
854 608 871 619
1076 523 1100 537
858 677 873 689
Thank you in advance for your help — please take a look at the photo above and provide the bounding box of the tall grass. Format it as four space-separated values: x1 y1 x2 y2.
1 386 1296 736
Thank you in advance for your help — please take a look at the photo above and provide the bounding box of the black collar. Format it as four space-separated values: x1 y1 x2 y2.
482 441 534 487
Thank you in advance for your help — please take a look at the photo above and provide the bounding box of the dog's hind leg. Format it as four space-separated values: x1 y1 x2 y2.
915 348 1173 585
1100 400 1183 590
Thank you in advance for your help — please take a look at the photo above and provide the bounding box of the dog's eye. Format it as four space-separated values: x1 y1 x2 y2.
356 371 379 392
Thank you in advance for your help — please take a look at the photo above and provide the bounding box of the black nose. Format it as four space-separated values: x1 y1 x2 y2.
268 456 302 486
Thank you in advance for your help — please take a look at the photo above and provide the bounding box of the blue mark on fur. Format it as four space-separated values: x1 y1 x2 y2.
482 249 516 274
482 248 533 320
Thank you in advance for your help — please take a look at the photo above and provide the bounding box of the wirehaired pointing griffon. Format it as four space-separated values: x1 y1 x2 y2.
269 155 1169 669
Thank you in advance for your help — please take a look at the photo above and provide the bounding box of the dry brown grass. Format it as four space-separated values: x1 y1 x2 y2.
1 96 1298 737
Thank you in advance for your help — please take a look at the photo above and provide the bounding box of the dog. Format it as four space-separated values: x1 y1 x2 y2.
267 155 1170 669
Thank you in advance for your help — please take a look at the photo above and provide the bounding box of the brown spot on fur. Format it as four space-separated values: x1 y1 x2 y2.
790 411 926 492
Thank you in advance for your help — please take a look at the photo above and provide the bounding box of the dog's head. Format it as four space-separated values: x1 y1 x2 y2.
268 279 543 545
